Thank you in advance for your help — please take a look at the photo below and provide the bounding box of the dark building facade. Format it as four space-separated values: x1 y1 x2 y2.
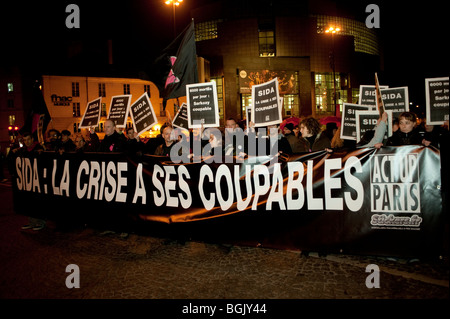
191 0 382 122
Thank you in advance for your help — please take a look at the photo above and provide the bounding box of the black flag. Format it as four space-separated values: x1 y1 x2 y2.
147 20 198 109
20 81 52 143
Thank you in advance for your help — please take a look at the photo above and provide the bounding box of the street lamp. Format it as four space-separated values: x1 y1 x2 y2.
165 0 183 37
325 26 341 116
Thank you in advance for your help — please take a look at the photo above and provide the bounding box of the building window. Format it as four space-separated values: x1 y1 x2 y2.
73 123 80 133
283 95 299 117
258 30 275 57
98 83 106 97
9 115 16 125
7 83 13 92
314 72 349 115
123 84 130 95
241 94 252 121
72 82 80 97
144 84 150 97
195 20 222 42
73 102 80 117
313 14 380 56
101 103 107 117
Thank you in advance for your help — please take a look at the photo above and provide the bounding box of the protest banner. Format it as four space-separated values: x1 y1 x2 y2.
425 77 449 125
359 84 388 107
129 92 158 136
172 103 189 131
108 95 131 128
79 97 102 129
355 110 392 144
340 103 372 140
380 87 409 119
251 78 282 127
186 82 220 128
11 146 444 258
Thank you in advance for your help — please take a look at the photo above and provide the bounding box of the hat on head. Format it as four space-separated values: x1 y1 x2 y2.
284 123 294 131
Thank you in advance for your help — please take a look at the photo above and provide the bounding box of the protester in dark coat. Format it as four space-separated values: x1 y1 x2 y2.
298 117 331 152
89 119 127 152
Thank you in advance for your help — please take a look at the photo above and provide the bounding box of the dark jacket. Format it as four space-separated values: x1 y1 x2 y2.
299 132 331 152
386 128 423 146
90 131 127 152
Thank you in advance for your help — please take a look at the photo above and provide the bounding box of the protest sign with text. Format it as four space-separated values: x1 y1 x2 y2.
355 110 392 144
79 97 102 129
186 82 220 128
380 87 409 119
129 92 158 136
108 95 131 128
251 77 282 127
340 103 372 140
359 84 389 107
172 103 189 131
425 77 449 125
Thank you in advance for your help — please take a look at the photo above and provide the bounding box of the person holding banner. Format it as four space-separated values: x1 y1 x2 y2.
386 112 430 147
89 119 127 152
283 123 307 153
125 127 145 156
298 117 331 152
154 124 178 157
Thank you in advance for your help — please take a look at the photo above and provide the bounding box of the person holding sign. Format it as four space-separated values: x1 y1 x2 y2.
89 119 127 152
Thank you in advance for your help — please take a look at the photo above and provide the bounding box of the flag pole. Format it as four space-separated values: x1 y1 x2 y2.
375 72 385 117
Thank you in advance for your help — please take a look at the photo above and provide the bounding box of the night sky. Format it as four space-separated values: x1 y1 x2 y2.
2 0 448 109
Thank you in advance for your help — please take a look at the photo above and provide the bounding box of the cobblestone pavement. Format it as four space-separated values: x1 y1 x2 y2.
1 181 449 314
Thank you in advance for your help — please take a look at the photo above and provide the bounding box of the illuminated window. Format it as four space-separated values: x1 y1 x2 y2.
195 20 223 41
259 30 275 57
7 83 13 92
283 95 299 116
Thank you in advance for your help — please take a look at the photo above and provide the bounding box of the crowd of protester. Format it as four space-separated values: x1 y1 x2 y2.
5 111 449 231
6 111 448 160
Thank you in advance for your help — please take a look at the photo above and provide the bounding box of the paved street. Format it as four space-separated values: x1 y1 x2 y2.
0 175 449 314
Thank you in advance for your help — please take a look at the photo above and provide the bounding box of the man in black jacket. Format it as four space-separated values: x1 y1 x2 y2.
89 119 127 152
